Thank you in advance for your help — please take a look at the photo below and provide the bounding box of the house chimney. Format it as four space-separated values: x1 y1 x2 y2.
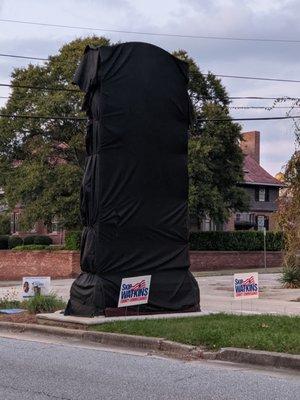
240 131 260 164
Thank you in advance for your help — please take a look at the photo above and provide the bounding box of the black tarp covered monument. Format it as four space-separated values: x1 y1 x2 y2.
65 42 200 316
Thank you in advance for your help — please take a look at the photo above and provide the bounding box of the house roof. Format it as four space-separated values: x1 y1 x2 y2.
243 155 284 187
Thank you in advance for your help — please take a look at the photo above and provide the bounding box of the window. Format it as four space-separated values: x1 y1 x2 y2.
255 187 270 202
258 188 266 202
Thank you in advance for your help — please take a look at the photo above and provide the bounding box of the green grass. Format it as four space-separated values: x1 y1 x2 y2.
0 293 66 314
0 299 22 309
91 314 300 354
25 293 66 314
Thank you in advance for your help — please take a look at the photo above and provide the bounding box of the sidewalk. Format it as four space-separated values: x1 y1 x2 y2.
1 273 299 315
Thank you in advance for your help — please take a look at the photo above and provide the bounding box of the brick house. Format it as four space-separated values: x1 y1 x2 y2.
200 131 284 232
10 207 65 245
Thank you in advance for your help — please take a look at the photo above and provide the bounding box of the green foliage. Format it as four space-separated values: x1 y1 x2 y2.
280 266 300 288
92 314 300 354
8 236 23 249
65 230 81 250
0 40 249 230
0 36 111 230
189 231 284 251
34 235 53 245
0 213 11 235
0 235 9 249
173 50 249 223
23 235 52 245
25 293 66 314
277 151 300 277
0 298 22 308
23 235 36 245
12 244 50 251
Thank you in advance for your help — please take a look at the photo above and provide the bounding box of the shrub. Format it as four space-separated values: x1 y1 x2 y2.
0 213 11 235
23 235 36 245
12 244 50 251
25 293 66 314
0 235 9 250
189 231 284 251
0 298 22 308
280 265 300 288
8 236 23 249
65 230 81 250
34 235 53 245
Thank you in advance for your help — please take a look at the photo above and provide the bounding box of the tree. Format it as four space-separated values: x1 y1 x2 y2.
0 213 10 235
0 41 248 230
173 50 249 226
0 36 110 229
277 151 300 266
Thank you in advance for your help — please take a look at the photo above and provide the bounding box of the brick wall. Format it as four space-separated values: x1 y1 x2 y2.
190 251 283 271
0 251 80 280
0 250 283 280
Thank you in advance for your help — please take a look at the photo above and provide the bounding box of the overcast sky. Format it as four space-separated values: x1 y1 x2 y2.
0 0 299 175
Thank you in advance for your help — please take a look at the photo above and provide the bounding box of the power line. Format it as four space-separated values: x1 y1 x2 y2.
1 112 300 122
0 82 79 92
229 96 299 100
213 74 300 83
1 52 300 84
1 82 300 100
0 18 299 44
0 113 85 121
0 53 48 61
230 106 300 109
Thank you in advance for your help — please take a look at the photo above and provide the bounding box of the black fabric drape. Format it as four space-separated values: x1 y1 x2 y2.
66 42 200 315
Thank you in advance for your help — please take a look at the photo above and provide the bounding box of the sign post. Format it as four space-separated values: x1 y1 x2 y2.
118 275 151 308
263 227 267 270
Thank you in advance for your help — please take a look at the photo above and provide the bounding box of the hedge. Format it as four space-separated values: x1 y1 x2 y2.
34 235 53 245
23 235 53 246
189 231 284 251
65 230 81 250
0 235 9 250
8 236 23 249
23 235 36 245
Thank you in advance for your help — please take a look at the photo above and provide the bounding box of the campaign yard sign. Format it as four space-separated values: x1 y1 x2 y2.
118 275 151 307
22 277 51 299
234 272 259 299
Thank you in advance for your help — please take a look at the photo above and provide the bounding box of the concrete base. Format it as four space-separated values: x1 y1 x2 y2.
36 310 212 329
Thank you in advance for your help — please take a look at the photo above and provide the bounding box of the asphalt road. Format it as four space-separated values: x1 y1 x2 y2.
0 336 299 400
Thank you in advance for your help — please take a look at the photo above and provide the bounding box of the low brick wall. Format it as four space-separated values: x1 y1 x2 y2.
0 250 284 280
0 251 81 280
190 251 283 271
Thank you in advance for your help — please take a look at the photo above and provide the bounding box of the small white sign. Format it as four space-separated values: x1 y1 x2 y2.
118 275 151 307
234 272 259 299
22 277 51 299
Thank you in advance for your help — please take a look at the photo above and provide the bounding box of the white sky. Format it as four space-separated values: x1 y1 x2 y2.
0 0 299 175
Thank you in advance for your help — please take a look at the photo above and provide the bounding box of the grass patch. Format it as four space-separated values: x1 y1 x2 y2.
25 293 66 314
91 314 300 354
0 299 22 309
0 293 66 314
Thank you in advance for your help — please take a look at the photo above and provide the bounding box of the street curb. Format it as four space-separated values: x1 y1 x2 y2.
0 321 299 370
215 347 300 370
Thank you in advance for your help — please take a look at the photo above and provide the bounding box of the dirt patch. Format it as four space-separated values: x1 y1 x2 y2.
0 312 37 324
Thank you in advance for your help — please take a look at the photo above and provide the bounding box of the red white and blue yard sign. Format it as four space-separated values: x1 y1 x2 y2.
234 272 259 299
118 275 151 307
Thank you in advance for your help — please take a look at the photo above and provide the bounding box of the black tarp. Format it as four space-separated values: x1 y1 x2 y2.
65 42 200 316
